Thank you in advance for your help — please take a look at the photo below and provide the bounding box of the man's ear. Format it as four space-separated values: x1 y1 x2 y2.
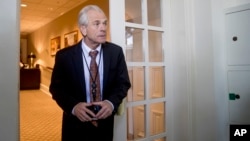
80 26 87 36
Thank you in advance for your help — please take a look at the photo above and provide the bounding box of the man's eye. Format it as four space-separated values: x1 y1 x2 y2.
94 22 100 26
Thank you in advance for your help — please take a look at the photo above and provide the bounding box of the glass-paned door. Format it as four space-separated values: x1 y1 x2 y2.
125 0 167 141
109 0 168 140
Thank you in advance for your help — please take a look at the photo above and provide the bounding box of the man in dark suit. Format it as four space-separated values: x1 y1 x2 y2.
49 5 131 141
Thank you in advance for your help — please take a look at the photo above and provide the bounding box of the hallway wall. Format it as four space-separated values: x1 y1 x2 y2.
27 0 109 89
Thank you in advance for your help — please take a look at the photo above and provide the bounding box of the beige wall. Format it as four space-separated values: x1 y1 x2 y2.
27 0 109 88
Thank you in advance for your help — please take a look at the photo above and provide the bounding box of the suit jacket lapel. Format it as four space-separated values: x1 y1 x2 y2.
102 43 110 91
72 41 86 96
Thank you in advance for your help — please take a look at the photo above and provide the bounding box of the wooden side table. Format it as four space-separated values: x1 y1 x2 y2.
20 68 41 90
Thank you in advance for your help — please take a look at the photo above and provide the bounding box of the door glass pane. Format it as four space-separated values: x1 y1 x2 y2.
126 27 144 62
148 30 163 62
149 66 165 99
127 105 145 140
125 0 142 24
152 137 166 141
150 102 165 136
147 0 162 27
127 67 145 102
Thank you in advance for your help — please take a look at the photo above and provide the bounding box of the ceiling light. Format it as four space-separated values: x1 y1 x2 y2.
48 7 54 11
20 4 27 7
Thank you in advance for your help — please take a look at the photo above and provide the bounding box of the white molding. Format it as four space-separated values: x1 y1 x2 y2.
225 3 250 13
184 0 195 140
40 83 51 96
109 1 127 141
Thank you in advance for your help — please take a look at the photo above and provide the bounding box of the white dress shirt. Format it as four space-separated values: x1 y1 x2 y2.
81 40 104 103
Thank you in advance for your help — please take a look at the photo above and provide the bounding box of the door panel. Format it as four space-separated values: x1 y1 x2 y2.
226 9 250 65
226 4 250 125
228 71 250 124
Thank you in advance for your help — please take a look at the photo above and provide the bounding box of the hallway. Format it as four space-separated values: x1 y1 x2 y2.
20 90 62 141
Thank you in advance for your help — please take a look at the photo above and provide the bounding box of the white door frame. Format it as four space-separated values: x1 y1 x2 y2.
109 0 127 140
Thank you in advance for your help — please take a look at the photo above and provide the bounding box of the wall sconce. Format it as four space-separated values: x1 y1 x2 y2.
27 52 36 68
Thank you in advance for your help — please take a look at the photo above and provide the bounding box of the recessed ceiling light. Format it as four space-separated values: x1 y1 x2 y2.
21 4 27 7
48 7 54 11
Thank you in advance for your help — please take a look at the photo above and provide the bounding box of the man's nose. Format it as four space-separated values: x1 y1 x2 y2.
100 23 107 30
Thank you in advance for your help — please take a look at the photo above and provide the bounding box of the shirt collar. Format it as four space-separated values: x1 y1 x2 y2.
81 40 101 56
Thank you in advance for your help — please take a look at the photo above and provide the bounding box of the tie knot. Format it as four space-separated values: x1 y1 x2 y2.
89 50 98 58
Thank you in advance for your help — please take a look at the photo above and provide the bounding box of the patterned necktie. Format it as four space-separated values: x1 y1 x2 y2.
89 50 100 127
89 50 101 102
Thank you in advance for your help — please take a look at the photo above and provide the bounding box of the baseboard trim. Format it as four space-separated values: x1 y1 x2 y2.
40 84 51 97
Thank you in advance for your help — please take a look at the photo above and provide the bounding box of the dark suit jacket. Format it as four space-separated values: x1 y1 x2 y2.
49 41 131 141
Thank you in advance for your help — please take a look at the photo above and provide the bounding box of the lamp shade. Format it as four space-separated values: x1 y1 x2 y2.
27 52 36 58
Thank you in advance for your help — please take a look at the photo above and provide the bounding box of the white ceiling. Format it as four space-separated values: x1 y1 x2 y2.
20 0 88 35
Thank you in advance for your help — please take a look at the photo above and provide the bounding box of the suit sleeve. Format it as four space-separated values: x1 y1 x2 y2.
49 51 80 115
105 47 131 113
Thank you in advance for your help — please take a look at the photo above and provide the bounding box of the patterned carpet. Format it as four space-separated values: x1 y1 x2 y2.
20 90 62 141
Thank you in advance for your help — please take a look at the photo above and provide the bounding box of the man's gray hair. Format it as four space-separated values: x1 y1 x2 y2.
78 5 106 26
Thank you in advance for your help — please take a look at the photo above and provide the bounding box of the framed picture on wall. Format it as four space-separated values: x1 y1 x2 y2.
50 36 61 56
64 30 78 47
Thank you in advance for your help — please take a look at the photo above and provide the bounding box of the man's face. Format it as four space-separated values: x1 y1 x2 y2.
81 10 107 48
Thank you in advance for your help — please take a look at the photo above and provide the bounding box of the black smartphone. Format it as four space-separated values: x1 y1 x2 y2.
87 105 101 114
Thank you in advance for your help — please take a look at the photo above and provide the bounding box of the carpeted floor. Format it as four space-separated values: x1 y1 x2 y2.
20 90 62 141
